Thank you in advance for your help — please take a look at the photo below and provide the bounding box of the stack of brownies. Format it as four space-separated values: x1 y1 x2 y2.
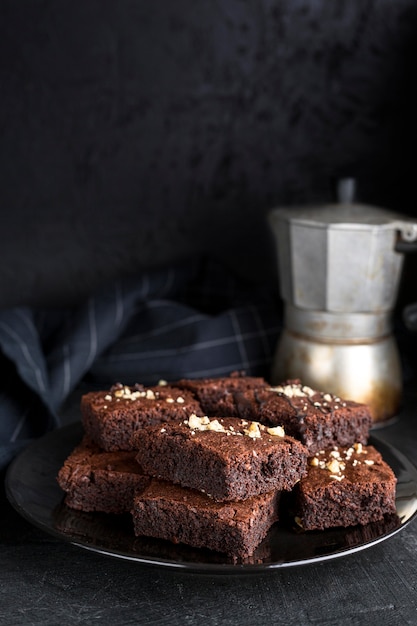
57 374 398 559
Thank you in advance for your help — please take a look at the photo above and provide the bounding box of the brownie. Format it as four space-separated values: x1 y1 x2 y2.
131 478 281 559
293 443 397 530
81 382 203 450
233 380 372 454
57 436 150 514
132 415 308 501
175 372 268 417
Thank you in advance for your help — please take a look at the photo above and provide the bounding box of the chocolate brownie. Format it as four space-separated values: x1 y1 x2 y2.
131 478 280 559
81 382 203 450
175 372 268 416
132 415 308 501
57 436 150 514
234 380 372 454
293 443 397 530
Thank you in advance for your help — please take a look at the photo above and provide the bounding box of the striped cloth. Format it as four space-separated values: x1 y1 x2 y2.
0 259 281 468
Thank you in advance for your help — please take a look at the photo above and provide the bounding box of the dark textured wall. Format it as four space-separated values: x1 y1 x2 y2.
1 1 417 307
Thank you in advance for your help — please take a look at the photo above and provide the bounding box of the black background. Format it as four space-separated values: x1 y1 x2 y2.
1 0 417 307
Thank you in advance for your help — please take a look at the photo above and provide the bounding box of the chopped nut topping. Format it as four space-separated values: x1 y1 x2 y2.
310 457 319 467
364 459 375 466
244 421 261 439
323 393 333 402
266 425 285 438
353 443 363 454
158 379 168 386
184 414 269 440
176 396 185 404
326 459 341 474
330 474 344 481
206 419 225 432
270 383 315 398
166 397 174 403
188 414 210 430
112 385 154 400
104 394 112 401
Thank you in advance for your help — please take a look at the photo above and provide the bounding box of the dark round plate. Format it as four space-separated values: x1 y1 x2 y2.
5 422 417 573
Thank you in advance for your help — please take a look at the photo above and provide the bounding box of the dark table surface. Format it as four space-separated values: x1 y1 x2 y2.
2 386 417 626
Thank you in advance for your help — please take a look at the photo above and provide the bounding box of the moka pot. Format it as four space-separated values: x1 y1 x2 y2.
268 198 417 424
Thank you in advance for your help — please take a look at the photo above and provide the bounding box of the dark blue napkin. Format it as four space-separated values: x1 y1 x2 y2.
0 259 281 468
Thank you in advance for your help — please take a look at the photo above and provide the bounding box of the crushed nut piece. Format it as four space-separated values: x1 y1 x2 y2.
270 383 315 398
244 421 261 439
207 419 225 432
326 459 341 474
266 425 285 438
188 414 210 430
330 474 344 481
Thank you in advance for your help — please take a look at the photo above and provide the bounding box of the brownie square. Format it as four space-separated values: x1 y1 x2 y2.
234 380 372 454
175 372 268 416
57 436 150 514
131 478 281 559
81 382 203 450
293 443 397 530
132 415 308 501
